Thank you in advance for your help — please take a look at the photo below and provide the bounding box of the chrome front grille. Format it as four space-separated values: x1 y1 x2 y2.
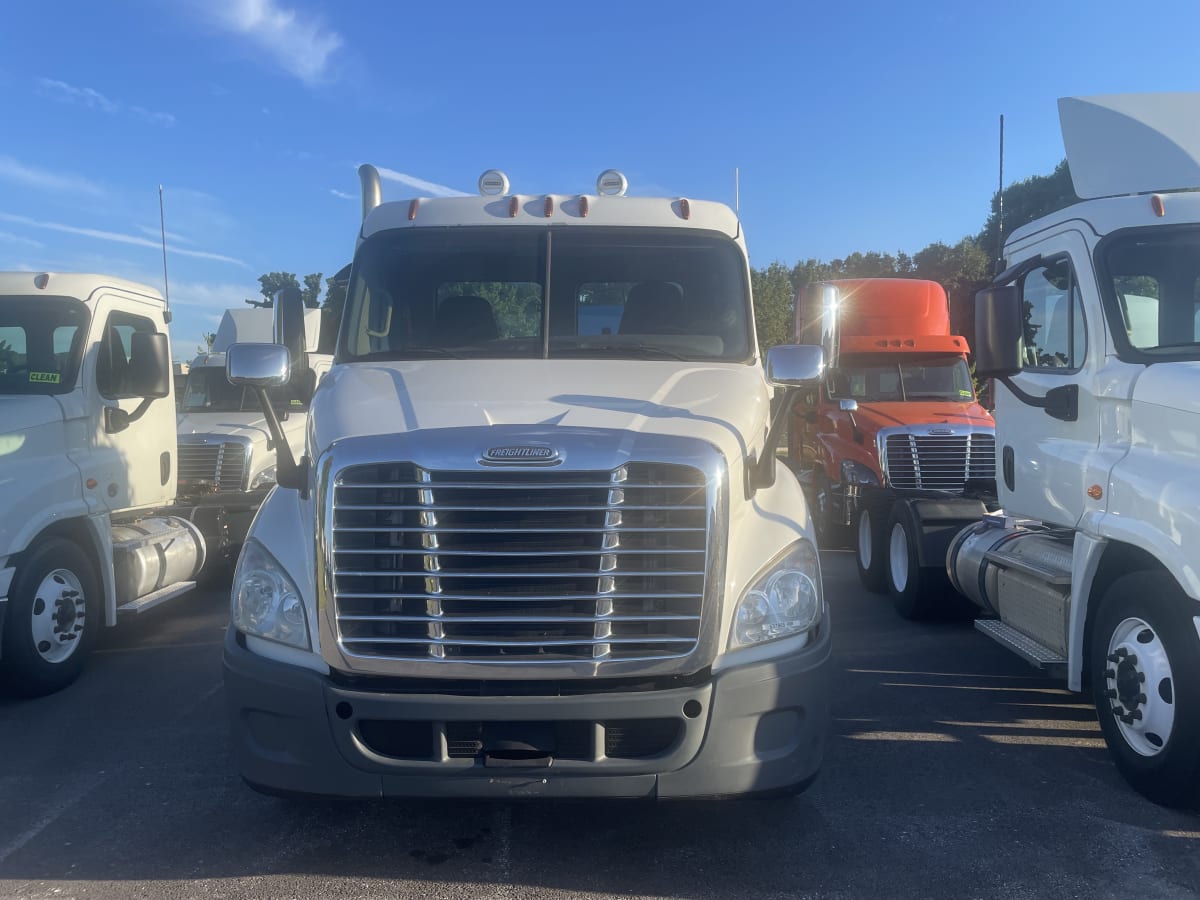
883 432 995 491
329 462 708 665
177 441 249 492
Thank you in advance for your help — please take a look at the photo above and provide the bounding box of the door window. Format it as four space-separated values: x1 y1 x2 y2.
1019 258 1086 371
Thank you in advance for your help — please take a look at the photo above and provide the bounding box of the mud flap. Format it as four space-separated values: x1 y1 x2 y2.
907 498 990 569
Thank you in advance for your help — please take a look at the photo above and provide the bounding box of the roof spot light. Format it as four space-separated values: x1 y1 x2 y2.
596 169 628 197
479 169 511 196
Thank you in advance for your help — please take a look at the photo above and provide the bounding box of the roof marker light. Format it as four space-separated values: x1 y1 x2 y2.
678 198 691 220
544 196 554 217
1151 194 1166 217
479 169 511 196
508 196 520 218
33 273 49 290
408 199 419 221
579 195 590 217
596 169 628 197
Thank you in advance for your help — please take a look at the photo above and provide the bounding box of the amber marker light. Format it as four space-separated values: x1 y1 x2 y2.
1087 485 1104 500
1151 194 1166 217
408 199 419 221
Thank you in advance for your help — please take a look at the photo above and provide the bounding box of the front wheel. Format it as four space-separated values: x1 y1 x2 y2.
1090 572 1200 809
854 507 888 594
0 537 101 697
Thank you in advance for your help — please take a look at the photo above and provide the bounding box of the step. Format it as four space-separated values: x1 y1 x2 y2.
117 581 196 615
975 618 1067 669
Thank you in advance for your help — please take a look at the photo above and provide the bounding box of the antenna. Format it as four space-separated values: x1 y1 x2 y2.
158 184 172 322
734 167 740 215
996 114 1005 272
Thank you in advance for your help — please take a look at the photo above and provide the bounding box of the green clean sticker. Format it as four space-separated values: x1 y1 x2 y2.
958 389 972 398
29 372 61 384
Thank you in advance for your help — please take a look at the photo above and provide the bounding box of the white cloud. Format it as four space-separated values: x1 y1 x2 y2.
0 212 250 268
204 0 344 86
0 232 45 249
37 78 175 127
169 278 262 310
136 224 193 245
0 156 104 196
330 189 354 200
375 166 470 198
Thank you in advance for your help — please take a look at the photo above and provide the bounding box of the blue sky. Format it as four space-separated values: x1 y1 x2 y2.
1 0 1198 357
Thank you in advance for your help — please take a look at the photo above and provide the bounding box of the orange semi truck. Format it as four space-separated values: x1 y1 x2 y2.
789 278 995 617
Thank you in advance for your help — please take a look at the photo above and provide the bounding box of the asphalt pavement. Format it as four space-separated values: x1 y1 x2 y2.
1 551 1197 899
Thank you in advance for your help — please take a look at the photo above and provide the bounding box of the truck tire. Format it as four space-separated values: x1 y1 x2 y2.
1089 572 1200 809
854 507 887 594
885 501 950 620
0 538 100 697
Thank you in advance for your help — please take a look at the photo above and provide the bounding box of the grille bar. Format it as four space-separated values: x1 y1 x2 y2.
177 442 248 492
883 432 995 492
331 461 708 665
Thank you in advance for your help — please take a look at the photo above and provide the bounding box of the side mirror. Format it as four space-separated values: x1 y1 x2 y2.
974 286 1025 378
127 332 171 399
227 342 291 388
273 286 308 377
766 344 824 386
838 399 859 412
226 342 305 493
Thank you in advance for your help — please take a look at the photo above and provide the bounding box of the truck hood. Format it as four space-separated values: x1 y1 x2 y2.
177 410 306 448
846 401 994 435
309 360 771 465
0 396 65 439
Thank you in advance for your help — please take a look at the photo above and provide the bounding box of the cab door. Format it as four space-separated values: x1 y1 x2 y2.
995 231 1101 527
80 294 175 512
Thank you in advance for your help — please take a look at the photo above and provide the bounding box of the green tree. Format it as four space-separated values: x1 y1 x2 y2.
978 159 1077 263
750 262 796 352
302 272 324 309
197 332 216 354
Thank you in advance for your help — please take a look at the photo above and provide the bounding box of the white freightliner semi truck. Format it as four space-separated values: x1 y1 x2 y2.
177 307 331 566
0 272 205 695
948 94 1200 807
221 168 833 798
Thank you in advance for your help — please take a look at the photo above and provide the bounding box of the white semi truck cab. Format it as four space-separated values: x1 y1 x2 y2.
948 94 1200 807
0 272 205 695
221 168 832 799
176 307 331 564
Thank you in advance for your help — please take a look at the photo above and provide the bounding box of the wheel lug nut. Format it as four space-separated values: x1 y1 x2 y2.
1105 689 1117 699
1106 669 1117 679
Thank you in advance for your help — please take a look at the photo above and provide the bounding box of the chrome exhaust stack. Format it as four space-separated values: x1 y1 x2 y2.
358 164 382 221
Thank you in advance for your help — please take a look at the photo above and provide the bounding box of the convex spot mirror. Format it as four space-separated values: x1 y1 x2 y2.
766 344 824 387
227 342 291 388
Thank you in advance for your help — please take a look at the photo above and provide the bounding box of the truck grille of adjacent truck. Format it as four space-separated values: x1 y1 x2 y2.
883 432 995 491
330 462 708 665
177 442 250 492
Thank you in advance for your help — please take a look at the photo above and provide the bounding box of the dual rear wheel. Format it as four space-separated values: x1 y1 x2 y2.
855 502 954 619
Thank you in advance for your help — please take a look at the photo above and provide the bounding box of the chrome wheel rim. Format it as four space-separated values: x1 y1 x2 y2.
30 568 87 664
1105 616 1174 757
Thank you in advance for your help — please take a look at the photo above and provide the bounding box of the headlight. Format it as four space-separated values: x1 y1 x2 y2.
250 465 277 490
841 459 879 486
731 539 822 648
232 539 310 649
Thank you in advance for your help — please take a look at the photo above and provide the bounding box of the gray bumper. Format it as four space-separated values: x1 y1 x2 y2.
223 619 831 799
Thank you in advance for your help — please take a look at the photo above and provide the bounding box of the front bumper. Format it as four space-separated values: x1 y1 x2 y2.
223 617 831 799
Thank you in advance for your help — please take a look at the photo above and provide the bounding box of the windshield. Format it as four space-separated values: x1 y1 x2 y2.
1100 226 1200 361
339 227 751 362
827 354 975 403
181 366 308 413
0 296 90 396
